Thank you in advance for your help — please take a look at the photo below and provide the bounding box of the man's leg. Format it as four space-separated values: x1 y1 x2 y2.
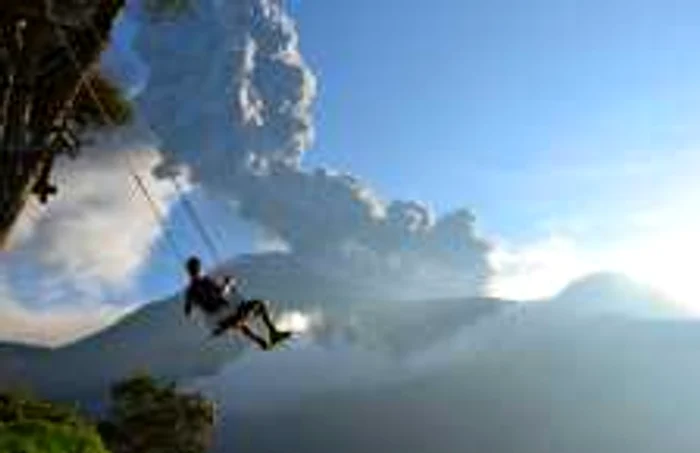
247 300 278 332
247 300 292 345
212 309 243 337
212 315 269 350
238 323 269 350
214 302 275 350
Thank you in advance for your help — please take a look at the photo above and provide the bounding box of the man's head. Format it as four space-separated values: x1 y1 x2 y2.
186 256 202 278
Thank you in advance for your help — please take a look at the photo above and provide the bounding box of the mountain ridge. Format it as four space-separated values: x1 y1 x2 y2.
0 270 686 405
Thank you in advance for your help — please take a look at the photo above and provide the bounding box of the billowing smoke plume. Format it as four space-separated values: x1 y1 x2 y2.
135 0 492 298
135 0 313 181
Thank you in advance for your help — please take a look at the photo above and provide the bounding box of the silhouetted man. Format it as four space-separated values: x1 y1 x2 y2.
184 256 292 350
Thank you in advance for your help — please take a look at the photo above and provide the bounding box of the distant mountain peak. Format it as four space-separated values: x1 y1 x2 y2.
557 272 647 299
551 272 684 318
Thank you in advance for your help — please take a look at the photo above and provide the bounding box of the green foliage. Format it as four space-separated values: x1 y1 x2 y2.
0 377 216 453
0 421 110 453
101 375 215 453
0 394 110 453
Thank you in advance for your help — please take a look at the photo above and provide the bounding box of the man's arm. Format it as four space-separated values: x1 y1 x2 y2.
220 276 238 295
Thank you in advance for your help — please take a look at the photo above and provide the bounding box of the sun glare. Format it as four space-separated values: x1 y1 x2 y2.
610 230 700 314
490 223 700 316
275 310 321 333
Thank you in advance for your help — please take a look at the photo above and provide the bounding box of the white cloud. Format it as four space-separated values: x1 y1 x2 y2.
0 292 132 347
0 272 133 346
253 227 291 254
0 129 180 345
20 141 178 286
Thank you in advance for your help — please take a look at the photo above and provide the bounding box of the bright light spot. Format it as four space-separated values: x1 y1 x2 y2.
275 310 322 333
489 226 700 315
489 236 595 301
607 230 700 314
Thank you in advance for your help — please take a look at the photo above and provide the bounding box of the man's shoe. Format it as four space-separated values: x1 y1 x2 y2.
270 330 293 346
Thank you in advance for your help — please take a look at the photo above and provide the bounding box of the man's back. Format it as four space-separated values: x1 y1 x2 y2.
186 276 228 314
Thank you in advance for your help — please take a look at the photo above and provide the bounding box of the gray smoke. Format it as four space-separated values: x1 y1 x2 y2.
135 0 313 180
135 0 492 298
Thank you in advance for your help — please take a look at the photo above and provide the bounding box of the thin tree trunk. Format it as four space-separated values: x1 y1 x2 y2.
1 21 32 248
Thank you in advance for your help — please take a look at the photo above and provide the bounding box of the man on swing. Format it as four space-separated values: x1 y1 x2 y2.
183 256 292 350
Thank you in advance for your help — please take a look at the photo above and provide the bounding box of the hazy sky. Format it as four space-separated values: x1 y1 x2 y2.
3 0 700 344
293 0 700 234
290 0 700 303
122 0 700 305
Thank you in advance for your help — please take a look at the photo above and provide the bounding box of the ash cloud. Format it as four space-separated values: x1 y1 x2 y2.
135 0 492 298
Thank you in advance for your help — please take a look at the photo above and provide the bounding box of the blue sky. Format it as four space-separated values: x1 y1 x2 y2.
123 0 700 305
293 0 700 239
6 0 700 345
